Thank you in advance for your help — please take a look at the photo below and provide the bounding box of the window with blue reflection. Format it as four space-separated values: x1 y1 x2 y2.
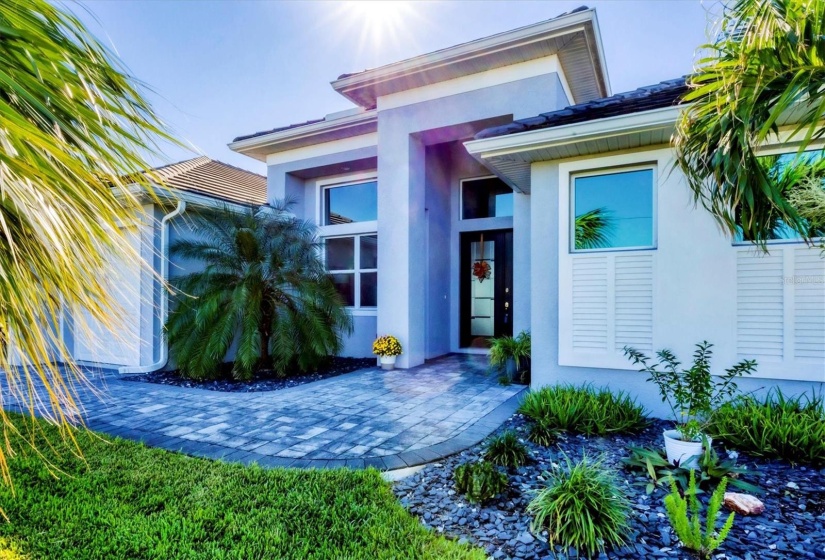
324 181 377 225
735 150 825 242
572 168 654 251
462 177 513 219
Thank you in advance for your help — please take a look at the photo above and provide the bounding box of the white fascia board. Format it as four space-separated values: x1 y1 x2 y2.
228 110 377 155
377 56 561 111
587 9 611 96
265 132 378 166
464 105 685 161
331 9 598 105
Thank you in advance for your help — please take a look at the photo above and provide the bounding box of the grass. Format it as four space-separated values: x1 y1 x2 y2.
518 384 648 436
0 414 483 560
708 389 825 466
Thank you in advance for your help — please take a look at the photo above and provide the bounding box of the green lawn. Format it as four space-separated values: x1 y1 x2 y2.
0 415 483 560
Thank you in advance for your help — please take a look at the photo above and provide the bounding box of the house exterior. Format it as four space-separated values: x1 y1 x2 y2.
226 7 823 415
38 157 267 372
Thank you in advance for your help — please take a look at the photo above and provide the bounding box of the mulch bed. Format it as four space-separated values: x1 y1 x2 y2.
393 414 825 560
123 357 376 393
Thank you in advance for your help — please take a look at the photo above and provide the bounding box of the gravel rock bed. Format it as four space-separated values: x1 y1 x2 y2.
123 357 376 392
393 414 825 559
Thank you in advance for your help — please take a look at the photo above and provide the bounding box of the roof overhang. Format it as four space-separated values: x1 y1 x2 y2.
464 105 684 193
228 110 377 161
331 8 610 108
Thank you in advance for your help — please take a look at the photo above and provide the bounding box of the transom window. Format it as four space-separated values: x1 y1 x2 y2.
461 177 513 219
325 234 378 308
323 181 377 225
571 167 655 252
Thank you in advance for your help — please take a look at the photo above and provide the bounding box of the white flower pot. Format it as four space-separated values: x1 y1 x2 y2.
663 429 711 469
379 355 397 370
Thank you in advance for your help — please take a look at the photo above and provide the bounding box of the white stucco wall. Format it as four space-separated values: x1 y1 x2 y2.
530 147 825 418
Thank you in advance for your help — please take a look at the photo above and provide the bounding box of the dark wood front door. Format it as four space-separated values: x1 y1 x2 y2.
460 229 513 348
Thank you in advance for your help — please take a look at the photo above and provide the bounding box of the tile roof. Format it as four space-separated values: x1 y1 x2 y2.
232 118 327 143
474 77 688 139
148 156 266 206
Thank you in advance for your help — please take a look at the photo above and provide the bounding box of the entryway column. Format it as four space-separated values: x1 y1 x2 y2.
376 125 427 369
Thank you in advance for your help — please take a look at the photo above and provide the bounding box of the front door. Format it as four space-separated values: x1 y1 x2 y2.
460 229 513 348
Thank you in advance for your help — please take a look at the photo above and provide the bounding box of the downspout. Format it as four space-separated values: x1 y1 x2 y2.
119 200 186 374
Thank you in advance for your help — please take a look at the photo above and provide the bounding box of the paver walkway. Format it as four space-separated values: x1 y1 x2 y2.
4 354 525 470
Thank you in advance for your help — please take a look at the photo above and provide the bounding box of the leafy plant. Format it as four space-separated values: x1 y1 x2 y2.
453 462 508 504
488 331 531 379
574 207 613 250
483 431 529 469
528 454 630 558
623 445 761 495
167 204 352 380
527 420 558 447
674 0 825 248
624 342 756 441
518 384 648 436
0 0 181 483
373 335 402 357
709 389 825 466
664 472 735 559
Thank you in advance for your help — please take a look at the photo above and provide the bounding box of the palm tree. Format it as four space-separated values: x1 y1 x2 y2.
0 0 175 482
166 205 353 381
675 0 825 248
574 208 613 250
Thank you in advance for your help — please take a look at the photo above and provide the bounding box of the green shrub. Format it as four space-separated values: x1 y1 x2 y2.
453 462 508 504
528 454 630 557
708 389 825 466
483 431 529 469
527 420 558 447
623 445 761 495
518 384 648 436
664 472 735 559
167 204 352 380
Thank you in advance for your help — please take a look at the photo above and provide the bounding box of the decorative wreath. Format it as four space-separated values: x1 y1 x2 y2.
472 260 491 283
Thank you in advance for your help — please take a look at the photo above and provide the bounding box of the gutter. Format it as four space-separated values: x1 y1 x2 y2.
119 200 186 374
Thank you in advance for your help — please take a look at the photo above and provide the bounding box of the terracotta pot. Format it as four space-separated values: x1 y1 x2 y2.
663 429 711 469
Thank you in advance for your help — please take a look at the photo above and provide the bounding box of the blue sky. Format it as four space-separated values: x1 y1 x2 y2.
77 1 715 175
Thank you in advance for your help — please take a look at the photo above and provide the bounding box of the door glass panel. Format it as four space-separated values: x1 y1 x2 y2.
469 239 495 337
360 271 377 307
360 234 378 269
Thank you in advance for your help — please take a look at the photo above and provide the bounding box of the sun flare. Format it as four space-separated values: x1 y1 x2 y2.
345 1 413 44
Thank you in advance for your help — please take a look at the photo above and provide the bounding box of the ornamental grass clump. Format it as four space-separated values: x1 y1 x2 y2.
528 454 630 558
518 384 648 436
372 335 402 357
483 431 529 469
664 472 735 559
708 389 825 466
453 462 508 504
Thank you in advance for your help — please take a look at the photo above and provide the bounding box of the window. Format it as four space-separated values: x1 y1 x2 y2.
323 181 377 225
461 177 513 219
325 234 378 308
735 150 825 242
571 167 654 251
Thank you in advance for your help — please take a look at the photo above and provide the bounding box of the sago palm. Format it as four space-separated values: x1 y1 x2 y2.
675 0 825 248
0 0 175 484
166 205 353 380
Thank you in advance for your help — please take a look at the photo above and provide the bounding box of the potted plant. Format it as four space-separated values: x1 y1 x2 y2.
373 335 402 370
624 341 756 468
489 331 531 383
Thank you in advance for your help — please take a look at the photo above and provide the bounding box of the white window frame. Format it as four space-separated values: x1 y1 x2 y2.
316 172 378 233
570 164 658 254
459 175 515 221
324 233 378 314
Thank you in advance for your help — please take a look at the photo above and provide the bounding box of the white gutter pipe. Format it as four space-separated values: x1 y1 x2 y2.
119 200 186 374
